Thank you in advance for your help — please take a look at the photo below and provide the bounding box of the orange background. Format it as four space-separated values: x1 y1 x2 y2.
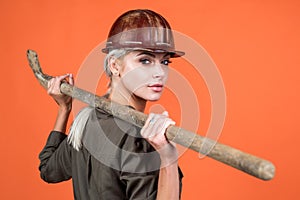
1 0 299 199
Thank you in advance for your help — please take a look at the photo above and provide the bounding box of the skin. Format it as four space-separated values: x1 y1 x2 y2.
108 51 171 111
47 74 74 133
48 50 179 200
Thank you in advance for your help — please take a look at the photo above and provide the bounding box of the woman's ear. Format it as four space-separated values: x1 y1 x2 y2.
108 56 121 77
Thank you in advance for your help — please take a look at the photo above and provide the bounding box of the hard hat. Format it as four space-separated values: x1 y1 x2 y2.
102 9 185 57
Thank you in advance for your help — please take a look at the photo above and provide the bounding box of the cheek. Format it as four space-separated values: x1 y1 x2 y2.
163 67 169 81
121 67 152 91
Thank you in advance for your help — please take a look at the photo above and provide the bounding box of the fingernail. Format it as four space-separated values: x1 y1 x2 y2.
162 111 168 116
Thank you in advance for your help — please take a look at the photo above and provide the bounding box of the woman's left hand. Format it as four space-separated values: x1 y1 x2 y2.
141 111 178 163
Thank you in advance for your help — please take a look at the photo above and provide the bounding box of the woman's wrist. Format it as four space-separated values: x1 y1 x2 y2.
158 143 178 167
53 106 72 133
58 105 72 114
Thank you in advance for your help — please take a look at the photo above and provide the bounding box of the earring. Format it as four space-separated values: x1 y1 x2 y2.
113 72 119 76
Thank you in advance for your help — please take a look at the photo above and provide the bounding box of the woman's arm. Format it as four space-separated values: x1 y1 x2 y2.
156 144 180 200
141 112 180 200
38 74 74 183
39 131 72 183
47 74 74 133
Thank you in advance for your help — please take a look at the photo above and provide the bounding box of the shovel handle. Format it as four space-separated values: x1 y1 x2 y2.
27 49 275 181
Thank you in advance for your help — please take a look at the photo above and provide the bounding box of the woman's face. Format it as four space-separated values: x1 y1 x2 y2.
118 50 171 102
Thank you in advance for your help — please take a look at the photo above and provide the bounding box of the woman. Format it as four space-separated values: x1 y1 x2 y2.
39 9 184 199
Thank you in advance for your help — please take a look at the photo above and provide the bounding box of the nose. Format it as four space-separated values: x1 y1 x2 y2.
152 64 166 79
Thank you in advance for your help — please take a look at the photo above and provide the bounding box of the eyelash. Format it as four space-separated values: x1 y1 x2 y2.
140 58 151 64
139 58 172 66
162 60 172 66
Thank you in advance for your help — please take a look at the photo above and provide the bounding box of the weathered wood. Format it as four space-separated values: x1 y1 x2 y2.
27 49 275 181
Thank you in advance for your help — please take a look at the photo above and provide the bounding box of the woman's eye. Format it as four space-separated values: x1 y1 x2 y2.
162 60 172 66
140 59 151 64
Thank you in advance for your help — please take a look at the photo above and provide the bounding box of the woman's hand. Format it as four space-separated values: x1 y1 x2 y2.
141 111 180 200
47 74 74 112
141 111 178 165
47 74 74 133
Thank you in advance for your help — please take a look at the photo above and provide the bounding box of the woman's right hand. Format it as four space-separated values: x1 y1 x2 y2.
47 74 74 112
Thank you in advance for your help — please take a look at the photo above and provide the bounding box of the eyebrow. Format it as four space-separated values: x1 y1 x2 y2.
136 51 170 58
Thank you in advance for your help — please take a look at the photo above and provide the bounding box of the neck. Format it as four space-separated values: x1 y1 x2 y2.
109 87 146 112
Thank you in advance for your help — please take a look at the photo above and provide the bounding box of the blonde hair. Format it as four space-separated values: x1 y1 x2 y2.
67 107 93 151
103 49 131 95
103 49 132 77
67 49 132 151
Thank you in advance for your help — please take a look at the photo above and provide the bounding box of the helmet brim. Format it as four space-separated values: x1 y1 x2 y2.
102 47 185 58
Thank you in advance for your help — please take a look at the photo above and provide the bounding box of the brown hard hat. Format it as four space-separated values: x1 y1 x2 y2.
102 9 185 57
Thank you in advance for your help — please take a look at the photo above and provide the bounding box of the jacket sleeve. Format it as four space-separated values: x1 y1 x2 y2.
38 131 72 183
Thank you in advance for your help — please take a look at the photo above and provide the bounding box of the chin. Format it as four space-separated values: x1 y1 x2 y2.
147 98 160 102
144 93 162 101
133 92 162 102
132 87 164 101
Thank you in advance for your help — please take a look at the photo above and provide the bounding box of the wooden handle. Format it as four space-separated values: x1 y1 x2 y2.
27 49 275 180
